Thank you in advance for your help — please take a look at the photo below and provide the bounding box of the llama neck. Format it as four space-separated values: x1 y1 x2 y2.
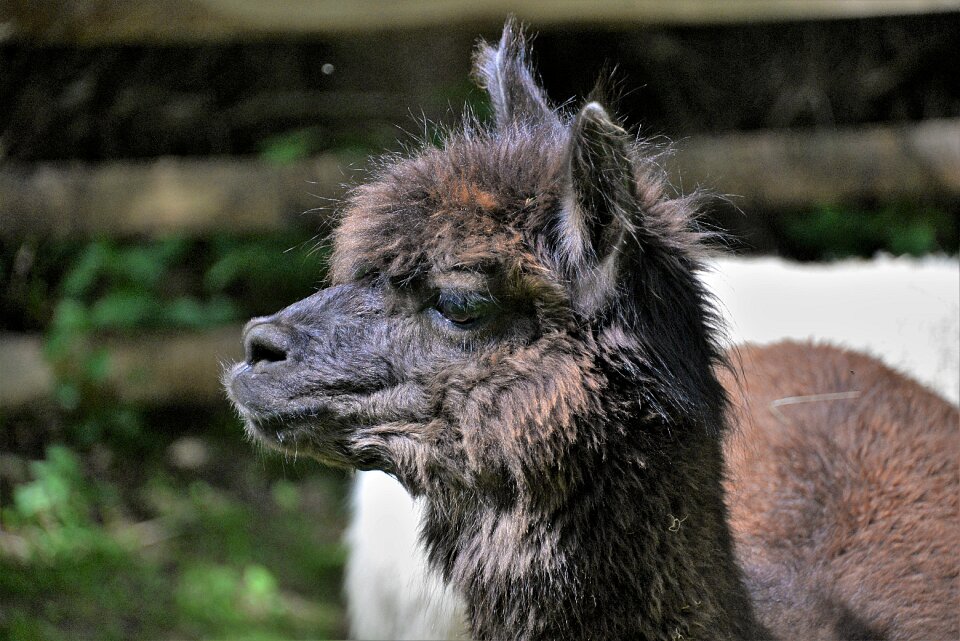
421 416 764 641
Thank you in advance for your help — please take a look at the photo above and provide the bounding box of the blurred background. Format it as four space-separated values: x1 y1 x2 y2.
1 2 958 639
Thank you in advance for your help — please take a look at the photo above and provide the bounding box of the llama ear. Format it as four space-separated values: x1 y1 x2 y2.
563 101 636 264
473 18 555 128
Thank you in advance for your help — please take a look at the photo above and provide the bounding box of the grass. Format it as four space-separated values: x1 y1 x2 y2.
0 419 350 641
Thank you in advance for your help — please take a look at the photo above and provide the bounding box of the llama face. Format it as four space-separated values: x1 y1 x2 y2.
227 126 613 497
226 22 725 502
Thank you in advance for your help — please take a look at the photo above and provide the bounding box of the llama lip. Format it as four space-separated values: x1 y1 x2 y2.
227 365 318 428
226 363 360 462
244 412 319 445
227 360 316 415
241 407 352 461
224 362 273 415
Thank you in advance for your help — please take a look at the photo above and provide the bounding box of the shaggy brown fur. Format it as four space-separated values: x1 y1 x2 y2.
724 343 959 641
226 20 959 641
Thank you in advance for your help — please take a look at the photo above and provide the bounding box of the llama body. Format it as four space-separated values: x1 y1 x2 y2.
226 23 959 641
726 343 958 640
346 254 960 640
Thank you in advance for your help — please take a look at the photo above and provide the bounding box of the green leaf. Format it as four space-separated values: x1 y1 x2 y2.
88 290 160 329
62 241 112 297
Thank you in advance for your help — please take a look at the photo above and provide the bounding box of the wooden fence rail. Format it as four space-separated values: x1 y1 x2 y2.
0 328 243 408
3 119 958 238
0 155 353 238
5 0 960 45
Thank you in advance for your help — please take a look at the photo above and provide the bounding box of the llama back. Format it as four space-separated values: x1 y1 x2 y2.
724 342 960 641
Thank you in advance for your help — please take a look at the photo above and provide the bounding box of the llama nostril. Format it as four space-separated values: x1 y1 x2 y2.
243 323 291 366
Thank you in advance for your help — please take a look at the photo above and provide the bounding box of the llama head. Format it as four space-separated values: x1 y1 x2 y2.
226 20 726 503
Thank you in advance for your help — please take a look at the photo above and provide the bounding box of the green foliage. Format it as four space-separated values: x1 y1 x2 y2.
0 446 170 641
258 127 327 164
4 446 118 560
781 203 958 260
34 233 328 449
0 439 347 640
203 234 329 306
53 237 234 334
0 233 341 638
21 231 326 450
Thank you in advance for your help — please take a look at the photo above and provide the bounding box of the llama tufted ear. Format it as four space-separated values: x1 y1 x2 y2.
562 101 636 265
473 18 556 128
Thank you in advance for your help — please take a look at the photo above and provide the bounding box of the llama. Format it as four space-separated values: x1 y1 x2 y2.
226 22 959 641
345 254 960 640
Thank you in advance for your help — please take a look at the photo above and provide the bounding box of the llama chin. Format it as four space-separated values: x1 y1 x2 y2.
228 20 959 641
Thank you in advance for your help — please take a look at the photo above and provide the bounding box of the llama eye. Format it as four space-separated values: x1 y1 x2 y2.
432 295 493 329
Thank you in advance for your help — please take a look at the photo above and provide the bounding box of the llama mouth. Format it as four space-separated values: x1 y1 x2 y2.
228 363 335 433
227 363 381 466
226 360 422 472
